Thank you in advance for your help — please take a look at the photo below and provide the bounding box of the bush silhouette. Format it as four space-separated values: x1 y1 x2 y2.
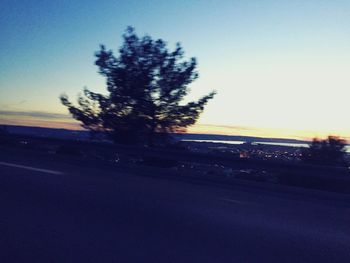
301 136 348 166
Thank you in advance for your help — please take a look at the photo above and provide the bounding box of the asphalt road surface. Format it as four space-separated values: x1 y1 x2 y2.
1 149 350 262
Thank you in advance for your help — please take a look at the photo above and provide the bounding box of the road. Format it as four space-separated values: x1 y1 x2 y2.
0 149 350 262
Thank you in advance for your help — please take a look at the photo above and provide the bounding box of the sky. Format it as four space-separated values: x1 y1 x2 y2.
1 0 350 140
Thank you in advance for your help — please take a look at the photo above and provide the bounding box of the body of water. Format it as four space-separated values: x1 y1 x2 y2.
183 139 350 153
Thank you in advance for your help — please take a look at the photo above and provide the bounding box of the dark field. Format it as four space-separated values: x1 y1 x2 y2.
1 133 350 262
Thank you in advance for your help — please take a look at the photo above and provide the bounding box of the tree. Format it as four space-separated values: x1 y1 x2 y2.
301 136 348 166
60 27 216 146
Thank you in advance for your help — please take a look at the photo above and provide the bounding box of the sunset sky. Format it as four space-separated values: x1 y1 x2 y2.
1 0 349 140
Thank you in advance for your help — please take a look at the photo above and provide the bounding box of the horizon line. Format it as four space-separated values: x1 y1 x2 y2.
1 117 349 142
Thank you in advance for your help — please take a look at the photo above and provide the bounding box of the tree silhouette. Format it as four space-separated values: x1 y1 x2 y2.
301 136 348 166
61 27 215 146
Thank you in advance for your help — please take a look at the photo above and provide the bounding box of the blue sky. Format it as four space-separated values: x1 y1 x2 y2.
1 0 350 138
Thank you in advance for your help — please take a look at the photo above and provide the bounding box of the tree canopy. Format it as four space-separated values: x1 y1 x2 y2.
301 136 348 166
61 27 216 145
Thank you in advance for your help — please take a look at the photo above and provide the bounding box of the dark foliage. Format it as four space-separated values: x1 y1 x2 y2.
0 126 16 146
0 126 8 140
60 27 215 146
0 125 8 134
301 136 348 166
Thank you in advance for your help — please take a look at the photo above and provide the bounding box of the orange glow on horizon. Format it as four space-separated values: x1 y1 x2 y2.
0 118 83 131
1 117 349 142
189 124 350 141
0 116 350 141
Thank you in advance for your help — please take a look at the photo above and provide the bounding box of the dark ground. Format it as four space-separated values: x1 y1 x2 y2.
2 133 350 193
1 143 350 262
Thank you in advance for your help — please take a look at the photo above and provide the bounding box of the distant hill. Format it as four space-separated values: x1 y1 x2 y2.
1 124 310 145
175 133 309 144
1 125 89 140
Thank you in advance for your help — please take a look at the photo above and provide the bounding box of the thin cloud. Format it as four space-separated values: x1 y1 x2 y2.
0 118 82 130
0 110 70 120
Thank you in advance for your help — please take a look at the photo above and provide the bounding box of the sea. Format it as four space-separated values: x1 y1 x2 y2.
183 139 350 153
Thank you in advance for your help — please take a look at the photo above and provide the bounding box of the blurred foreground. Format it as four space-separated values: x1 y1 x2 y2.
1 143 350 262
